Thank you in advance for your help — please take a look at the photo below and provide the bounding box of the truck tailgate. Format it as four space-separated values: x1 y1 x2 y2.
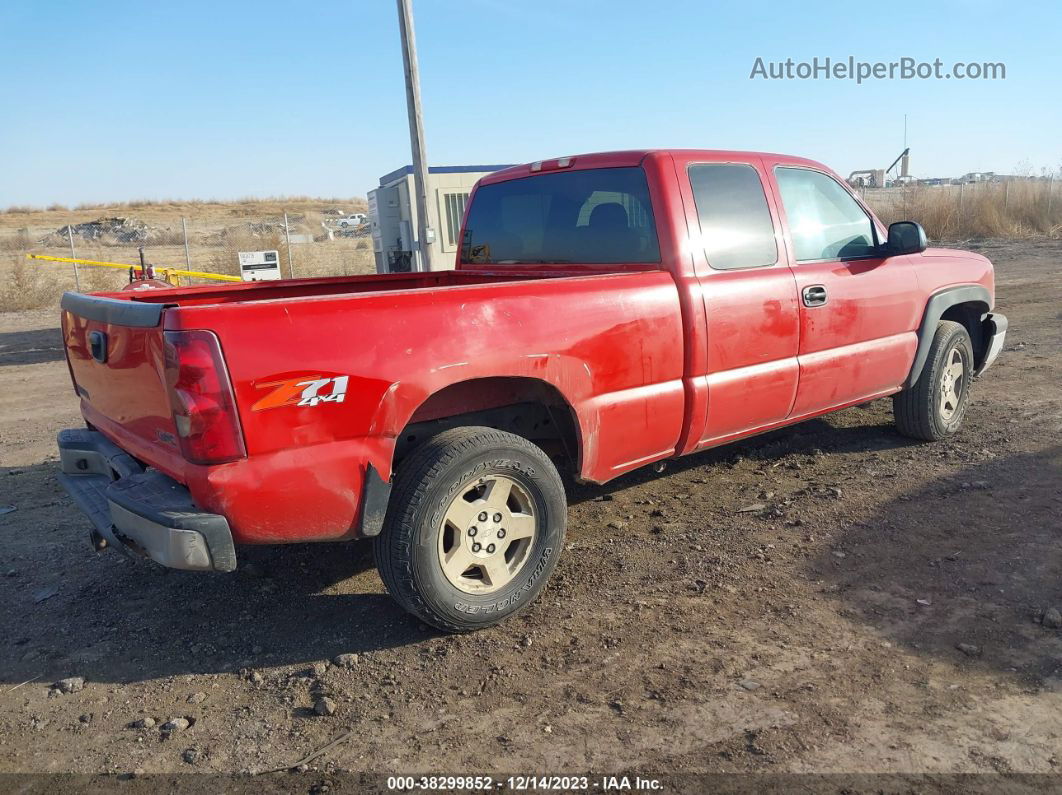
60 293 182 475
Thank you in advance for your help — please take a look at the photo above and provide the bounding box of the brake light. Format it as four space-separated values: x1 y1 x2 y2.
163 330 246 465
529 156 574 172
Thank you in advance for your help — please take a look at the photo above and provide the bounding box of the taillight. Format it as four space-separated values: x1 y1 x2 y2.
163 330 246 465
60 311 79 395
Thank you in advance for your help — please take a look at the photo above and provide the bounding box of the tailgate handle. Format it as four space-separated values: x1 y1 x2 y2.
89 331 108 363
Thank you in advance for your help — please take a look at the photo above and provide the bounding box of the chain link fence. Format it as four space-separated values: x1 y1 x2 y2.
863 178 1061 239
3 180 1061 312
0 201 375 311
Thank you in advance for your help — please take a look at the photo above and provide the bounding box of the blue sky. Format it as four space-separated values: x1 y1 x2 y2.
2 0 1059 207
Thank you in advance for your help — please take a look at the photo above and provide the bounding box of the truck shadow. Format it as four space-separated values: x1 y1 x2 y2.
0 461 430 685
568 408 919 504
0 408 929 686
0 326 65 367
808 446 1062 680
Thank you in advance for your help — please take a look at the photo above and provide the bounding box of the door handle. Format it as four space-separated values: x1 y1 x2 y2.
802 285 827 307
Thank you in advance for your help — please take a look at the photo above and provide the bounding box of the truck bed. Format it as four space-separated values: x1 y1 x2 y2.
103 269 572 309
61 266 687 544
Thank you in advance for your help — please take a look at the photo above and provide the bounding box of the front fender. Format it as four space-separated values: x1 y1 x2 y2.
904 284 991 388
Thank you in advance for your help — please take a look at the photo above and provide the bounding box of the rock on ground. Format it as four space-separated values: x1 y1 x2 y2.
54 677 84 694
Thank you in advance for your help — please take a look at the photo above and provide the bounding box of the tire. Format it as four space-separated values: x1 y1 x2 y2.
893 320 975 441
374 426 566 632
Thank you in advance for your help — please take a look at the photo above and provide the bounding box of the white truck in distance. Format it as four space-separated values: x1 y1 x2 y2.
337 213 366 228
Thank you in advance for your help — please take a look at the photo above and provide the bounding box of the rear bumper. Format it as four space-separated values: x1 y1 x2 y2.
975 312 1008 376
57 429 236 572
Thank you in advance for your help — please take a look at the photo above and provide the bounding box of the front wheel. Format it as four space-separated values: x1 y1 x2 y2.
374 426 566 632
893 320 974 441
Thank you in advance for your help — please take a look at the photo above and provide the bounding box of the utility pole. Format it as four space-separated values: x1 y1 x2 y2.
396 0 434 272
67 224 81 291
284 211 296 278
181 217 192 268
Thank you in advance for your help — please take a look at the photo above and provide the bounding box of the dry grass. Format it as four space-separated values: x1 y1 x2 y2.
0 254 55 311
0 252 119 311
0 228 31 253
0 198 376 312
205 227 289 279
3 184 1058 313
865 181 1062 240
2 196 367 222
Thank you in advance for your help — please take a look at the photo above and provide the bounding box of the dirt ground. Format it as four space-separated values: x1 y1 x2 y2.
0 239 1060 786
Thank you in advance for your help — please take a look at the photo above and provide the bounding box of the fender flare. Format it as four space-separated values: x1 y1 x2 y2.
369 364 595 480
904 284 991 388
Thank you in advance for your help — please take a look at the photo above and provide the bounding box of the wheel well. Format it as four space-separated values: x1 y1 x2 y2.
394 377 581 475
940 301 989 363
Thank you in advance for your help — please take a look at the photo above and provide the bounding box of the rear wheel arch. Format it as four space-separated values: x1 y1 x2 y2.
905 286 990 388
391 377 583 479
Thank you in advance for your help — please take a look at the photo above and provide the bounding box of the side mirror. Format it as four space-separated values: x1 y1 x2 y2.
885 221 927 255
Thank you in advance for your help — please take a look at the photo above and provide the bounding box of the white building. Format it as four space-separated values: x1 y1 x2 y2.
368 164 513 273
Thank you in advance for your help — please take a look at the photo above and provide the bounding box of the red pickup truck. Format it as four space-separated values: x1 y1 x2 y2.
57 149 1007 631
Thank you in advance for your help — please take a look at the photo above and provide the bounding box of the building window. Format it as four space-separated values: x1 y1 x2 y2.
441 192 469 248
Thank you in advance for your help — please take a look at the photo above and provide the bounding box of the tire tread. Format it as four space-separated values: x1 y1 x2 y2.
374 426 561 632
894 320 972 441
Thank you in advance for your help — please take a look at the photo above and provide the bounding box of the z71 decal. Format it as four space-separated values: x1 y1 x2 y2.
252 375 349 411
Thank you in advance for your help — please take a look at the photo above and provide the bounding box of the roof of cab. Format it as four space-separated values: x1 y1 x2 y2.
479 149 830 185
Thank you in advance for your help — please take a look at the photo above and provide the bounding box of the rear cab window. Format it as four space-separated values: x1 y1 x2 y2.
460 167 660 265
688 163 778 270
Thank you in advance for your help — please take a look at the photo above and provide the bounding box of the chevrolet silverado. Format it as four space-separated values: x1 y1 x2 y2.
56 150 1007 631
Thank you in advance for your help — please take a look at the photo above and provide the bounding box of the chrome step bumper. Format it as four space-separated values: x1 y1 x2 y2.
57 429 236 572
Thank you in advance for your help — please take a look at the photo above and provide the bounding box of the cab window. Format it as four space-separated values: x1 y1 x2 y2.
775 167 877 261
688 163 777 270
460 167 659 264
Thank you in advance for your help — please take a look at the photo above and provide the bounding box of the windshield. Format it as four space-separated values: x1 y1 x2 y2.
460 167 660 265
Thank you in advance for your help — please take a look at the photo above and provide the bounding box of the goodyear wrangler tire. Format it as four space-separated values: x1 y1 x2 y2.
894 320 974 441
374 426 566 632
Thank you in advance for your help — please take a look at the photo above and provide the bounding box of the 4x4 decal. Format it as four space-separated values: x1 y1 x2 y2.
252 375 349 411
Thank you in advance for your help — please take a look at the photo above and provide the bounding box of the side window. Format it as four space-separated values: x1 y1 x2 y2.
688 164 777 270
775 167 876 261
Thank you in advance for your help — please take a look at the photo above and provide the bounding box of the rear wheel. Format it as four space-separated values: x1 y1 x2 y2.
894 320 974 441
374 426 566 632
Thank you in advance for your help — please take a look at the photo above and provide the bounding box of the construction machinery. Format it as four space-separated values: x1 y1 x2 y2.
847 147 911 189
